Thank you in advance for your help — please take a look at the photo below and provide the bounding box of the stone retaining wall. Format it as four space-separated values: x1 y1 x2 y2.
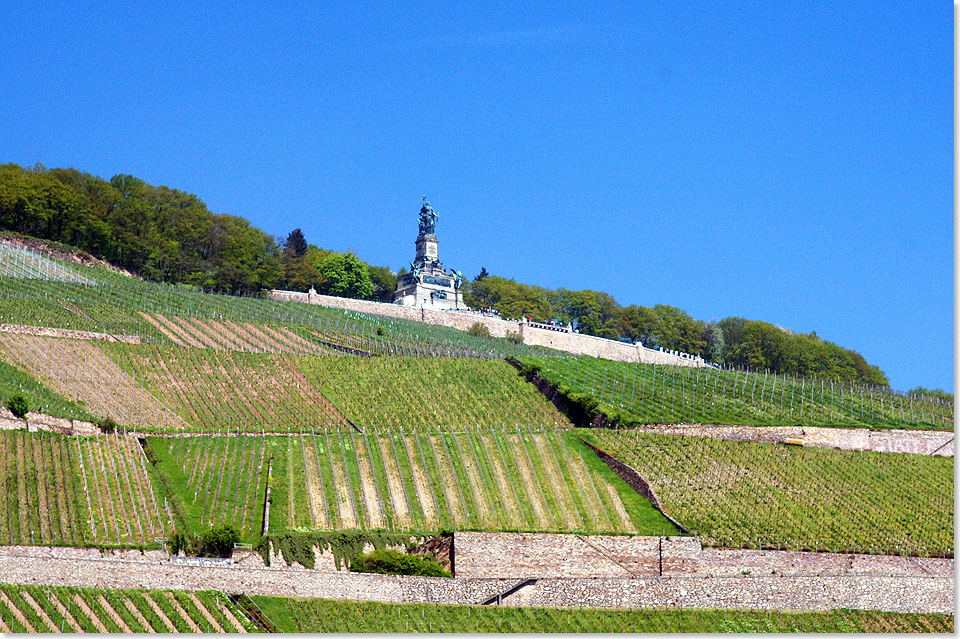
505 575 952 614
633 424 954 456
453 533 954 580
0 323 140 343
454 532 700 578
0 408 100 435
268 290 700 367
0 544 949 613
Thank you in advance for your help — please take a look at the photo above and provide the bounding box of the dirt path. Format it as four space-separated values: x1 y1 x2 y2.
72 593 109 632
376 436 412 527
21 591 57 631
563 443 614 531
186 593 224 632
530 433 580 530
426 436 466 523
97 593 132 632
0 590 37 631
402 436 437 525
301 438 328 529
123 598 156 632
218 601 250 633
603 484 635 532
166 592 202 632
137 312 188 346
327 450 357 529
353 437 386 528
142 593 176 632
48 593 83 632
507 434 553 530
479 434 522 526
152 314 205 348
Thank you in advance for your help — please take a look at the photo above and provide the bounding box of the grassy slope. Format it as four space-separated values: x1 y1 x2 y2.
252 596 953 634
580 429 953 556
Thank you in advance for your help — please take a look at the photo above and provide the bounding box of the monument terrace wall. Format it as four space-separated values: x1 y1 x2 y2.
268 290 703 367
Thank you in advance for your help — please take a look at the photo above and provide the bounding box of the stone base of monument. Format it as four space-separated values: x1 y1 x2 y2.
394 276 464 310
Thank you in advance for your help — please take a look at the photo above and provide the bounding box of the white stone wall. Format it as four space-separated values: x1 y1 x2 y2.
268 290 702 367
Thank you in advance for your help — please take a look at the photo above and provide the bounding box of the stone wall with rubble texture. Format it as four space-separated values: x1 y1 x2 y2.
0 407 100 435
633 424 954 456
0 323 140 343
453 532 953 579
268 290 699 366
0 543 949 613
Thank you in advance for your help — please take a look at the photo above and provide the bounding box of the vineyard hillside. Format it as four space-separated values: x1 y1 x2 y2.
148 429 673 540
580 429 953 557
521 356 954 430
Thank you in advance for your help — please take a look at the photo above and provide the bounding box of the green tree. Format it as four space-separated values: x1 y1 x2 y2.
366 264 398 302
316 252 374 299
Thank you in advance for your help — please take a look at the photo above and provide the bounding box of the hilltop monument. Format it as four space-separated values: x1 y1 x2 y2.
393 196 464 310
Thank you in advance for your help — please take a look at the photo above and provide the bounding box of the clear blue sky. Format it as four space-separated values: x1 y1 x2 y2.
1 3 952 392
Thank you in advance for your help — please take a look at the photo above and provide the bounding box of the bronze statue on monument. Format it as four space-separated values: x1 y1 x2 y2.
418 195 438 236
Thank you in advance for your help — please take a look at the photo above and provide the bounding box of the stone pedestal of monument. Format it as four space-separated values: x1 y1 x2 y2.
393 197 465 310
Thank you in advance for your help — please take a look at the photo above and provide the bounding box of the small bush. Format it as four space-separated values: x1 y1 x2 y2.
467 322 491 338
505 330 523 345
350 549 451 577
169 530 189 556
6 394 28 419
99 416 118 433
196 524 241 558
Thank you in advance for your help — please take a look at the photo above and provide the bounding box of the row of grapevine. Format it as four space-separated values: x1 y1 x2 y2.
0 431 169 546
0 241 97 284
0 583 256 633
524 356 953 429
149 428 667 540
254 595 954 634
583 429 953 557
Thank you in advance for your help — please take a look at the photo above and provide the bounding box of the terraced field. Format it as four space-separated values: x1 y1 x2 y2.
582 429 953 556
148 429 675 539
106 344 349 432
0 334 189 430
521 356 953 429
253 596 954 634
0 431 170 546
297 357 571 431
0 583 256 633
0 357 96 422
9 342 567 433
0 265 559 359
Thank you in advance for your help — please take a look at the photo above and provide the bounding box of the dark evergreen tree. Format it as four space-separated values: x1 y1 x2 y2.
285 228 308 257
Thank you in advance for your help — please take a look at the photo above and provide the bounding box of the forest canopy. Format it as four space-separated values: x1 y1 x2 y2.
0 162 887 385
